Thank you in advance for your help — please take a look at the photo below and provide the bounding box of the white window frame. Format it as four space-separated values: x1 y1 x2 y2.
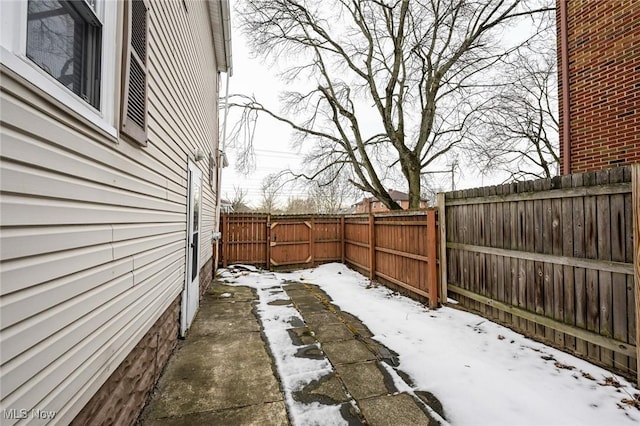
0 0 118 138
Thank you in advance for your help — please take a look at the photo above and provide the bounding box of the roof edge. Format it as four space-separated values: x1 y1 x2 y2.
208 0 233 75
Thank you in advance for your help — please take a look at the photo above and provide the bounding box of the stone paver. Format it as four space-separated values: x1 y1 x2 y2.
313 322 354 343
302 311 342 327
335 361 393 399
322 339 378 365
293 373 350 405
359 393 433 426
144 332 282 418
287 326 317 345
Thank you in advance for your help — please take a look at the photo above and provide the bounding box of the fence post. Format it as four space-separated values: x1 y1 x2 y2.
369 214 376 281
632 163 639 387
427 209 438 309
310 216 315 267
222 213 229 268
266 214 271 270
437 193 448 305
340 216 345 264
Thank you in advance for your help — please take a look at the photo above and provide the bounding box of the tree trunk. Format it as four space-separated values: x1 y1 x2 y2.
408 172 422 209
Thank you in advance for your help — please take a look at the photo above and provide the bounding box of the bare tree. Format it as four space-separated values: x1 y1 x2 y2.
258 174 283 213
231 0 553 209
473 25 559 181
282 196 318 214
308 173 359 213
227 186 252 212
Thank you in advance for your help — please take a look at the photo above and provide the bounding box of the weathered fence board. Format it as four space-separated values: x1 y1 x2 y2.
443 165 637 380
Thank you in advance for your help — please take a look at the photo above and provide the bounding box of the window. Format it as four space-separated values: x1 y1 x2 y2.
0 0 117 136
120 0 149 145
26 0 102 108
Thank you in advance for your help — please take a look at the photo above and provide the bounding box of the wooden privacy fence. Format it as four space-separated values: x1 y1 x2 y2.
220 210 440 307
219 164 638 382
440 165 639 381
343 211 439 308
220 213 342 269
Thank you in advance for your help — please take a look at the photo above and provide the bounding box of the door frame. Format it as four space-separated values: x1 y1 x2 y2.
180 161 202 336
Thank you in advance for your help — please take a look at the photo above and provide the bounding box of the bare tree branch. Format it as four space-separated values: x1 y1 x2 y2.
233 0 554 208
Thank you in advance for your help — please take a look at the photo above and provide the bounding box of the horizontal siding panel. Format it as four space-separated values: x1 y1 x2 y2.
0 194 182 226
1 272 133 368
197 207 212 265
1 128 170 200
133 250 183 286
0 258 134 329
1 161 183 213
0 95 177 192
147 87 195 160
146 121 188 178
1 259 182 405
149 28 204 145
112 231 183 261
0 225 112 261
166 176 187 203
0 71 117 148
147 54 201 145
201 243 212 265
2 270 182 423
112 222 184 242
132 240 184 270
154 1 209 125
1 244 114 295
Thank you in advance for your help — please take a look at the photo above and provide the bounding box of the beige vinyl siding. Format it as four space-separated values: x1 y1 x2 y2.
147 0 218 264
0 0 220 423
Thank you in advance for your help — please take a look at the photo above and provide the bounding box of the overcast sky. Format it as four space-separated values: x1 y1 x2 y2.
219 25 307 206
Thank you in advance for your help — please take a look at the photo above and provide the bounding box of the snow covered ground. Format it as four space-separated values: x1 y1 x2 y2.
219 263 639 425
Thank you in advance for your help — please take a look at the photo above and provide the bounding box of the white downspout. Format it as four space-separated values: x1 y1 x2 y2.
214 71 230 269
213 0 232 271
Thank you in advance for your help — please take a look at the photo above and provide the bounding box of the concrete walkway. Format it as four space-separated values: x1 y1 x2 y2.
139 277 444 425
139 284 288 425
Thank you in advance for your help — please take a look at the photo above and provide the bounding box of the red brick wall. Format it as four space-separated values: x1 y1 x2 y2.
355 201 390 213
558 0 640 174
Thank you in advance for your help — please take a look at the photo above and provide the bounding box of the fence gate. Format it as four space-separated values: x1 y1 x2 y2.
220 214 342 269
269 218 313 268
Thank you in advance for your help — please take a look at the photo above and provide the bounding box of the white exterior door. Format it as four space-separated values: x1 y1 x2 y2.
181 162 202 335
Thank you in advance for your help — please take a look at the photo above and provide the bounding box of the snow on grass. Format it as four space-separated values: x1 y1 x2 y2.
300 263 639 426
221 263 638 426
